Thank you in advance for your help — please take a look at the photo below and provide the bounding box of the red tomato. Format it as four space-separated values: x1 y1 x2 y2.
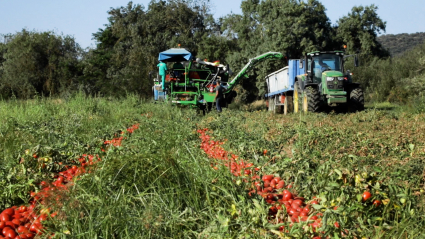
29 224 40 233
11 219 20 226
276 180 285 189
57 176 65 184
39 181 48 188
291 215 300 223
262 175 274 181
334 222 340 228
270 180 277 188
17 226 27 234
0 214 10 222
2 226 13 236
373 200 382 207
300 211 309 217
263 180 271 188
263 149 267 155
292 199 303 206
310 200 319 205
362 191 372 202
291 203 301 210
1 209 14 217
272 177 281 183
282 192 293 201
25 232 35 239
4 228 16 238
288 208 297 215
5 221 16 229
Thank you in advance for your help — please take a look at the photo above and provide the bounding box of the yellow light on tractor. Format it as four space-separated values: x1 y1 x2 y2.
178 44 181 48
343 45 347 49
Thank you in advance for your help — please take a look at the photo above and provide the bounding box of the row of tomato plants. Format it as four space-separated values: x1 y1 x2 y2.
197 128 387 238
0 124 140 239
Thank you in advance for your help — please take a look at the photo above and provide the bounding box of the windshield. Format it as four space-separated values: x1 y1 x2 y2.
314 54 341 71
311 54 342 82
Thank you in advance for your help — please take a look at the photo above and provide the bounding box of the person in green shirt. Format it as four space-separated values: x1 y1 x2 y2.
157 61 168 90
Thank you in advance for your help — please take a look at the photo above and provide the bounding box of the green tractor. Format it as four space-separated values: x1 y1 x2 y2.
294 50 364 113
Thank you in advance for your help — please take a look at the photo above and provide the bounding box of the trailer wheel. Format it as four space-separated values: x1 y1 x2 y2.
268 97 272 111
348 88 364 112
293 82 301 113
284 95 293 115
304 86 322 112
274 96 283 114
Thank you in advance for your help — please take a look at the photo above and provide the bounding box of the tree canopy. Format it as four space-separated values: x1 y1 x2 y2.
0 0 391 101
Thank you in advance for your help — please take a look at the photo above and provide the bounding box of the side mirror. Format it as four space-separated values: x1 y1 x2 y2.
299 60 303 69
354 55 359 67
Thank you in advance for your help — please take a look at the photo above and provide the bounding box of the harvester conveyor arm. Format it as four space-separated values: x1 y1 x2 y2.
225 52 283 93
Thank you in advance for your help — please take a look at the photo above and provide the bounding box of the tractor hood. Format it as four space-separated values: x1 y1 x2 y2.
322 71 344 77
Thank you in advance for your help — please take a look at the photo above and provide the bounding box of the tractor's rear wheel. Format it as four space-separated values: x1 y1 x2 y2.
293 82 301 113
303 87 322 113
349 88 364 112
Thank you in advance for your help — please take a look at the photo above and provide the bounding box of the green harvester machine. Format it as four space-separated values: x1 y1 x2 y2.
152 48 283 112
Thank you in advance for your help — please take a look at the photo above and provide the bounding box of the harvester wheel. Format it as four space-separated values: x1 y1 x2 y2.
293 82 301 113
303 87 322 112
349 88 364 112
284 95 293 115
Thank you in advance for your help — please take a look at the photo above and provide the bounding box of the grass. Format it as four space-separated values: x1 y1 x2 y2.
1 95 425 238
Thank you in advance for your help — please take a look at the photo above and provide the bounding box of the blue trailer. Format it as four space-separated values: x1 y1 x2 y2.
265 60 305 114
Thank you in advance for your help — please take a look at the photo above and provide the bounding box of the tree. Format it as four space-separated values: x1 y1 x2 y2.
84 0 219 97
221 0 333 102
336 5 389 57
0 30 82 99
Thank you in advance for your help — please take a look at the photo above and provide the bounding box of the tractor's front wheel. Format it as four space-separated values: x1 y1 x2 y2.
348 88 364 112
303 87 322 113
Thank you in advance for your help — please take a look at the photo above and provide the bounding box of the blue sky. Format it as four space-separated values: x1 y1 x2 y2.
1 0 423 49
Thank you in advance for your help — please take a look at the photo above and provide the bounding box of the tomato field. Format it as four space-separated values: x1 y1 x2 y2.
0 95 425 238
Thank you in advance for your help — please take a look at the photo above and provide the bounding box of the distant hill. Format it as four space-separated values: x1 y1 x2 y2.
378 32 425 56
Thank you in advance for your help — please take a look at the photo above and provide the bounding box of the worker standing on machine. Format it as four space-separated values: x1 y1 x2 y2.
214 78 224 113
157 61 168 90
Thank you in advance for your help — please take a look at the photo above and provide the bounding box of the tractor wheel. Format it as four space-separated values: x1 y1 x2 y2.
284 95 293 115
293 82 301 113
349 88 364 112
303 87 322 113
